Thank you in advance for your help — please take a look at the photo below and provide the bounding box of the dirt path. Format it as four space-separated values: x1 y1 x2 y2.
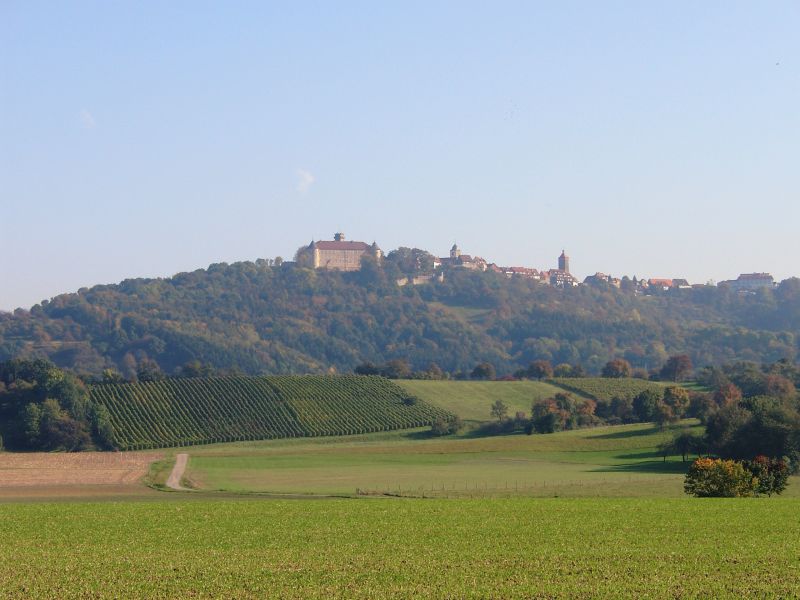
166 453 191 491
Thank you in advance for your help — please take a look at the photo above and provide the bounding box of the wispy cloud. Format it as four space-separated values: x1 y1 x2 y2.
295 168 315 193
79 109 97 129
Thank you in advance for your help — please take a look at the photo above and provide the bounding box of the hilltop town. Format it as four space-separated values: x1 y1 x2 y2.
299 232 781 294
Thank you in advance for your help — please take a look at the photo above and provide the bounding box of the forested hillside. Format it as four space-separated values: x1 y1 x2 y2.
1 259 799 377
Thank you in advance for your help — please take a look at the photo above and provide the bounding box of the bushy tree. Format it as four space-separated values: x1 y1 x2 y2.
385 247 435 275
713 383 742 408
633 389 662 422
705 397 800 460
176 361 216 378
527 360 553 380
553 363 573 378
663 386 690 419
431 416 462 436
684 458 756 497
653 400 676 428
660 354 693 382
354 362 381 376
744 455 790 497
136 359 165 382
602 359 632 378
101 369 125 384
471 362 496 380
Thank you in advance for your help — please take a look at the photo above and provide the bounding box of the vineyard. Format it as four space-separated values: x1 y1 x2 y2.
91 376 451 450
550 377 668 401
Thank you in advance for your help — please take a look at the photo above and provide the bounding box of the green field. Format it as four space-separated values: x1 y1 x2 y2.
91 376 450 449
550 377 668 401
2 498 800 598
179 421 725 497
398 379 563 423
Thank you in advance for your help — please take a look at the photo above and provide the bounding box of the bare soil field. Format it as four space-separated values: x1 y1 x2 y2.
0 452 163 500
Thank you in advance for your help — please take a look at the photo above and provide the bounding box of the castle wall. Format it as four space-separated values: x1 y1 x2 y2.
314 248 366 271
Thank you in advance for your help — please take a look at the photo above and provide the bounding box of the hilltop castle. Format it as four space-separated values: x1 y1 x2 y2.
309 233 382 271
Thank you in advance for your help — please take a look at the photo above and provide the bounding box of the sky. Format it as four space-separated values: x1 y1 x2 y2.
1 1 799 311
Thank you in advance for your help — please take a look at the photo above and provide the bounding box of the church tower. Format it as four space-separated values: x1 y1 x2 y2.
558 250 570 273
450 243 461 259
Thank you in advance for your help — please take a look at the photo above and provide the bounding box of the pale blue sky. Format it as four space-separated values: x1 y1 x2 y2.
2 2 799 310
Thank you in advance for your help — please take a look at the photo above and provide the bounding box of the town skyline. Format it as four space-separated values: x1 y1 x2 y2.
2 229 792 312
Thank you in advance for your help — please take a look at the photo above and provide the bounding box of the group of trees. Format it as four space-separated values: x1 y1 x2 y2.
355 360 446 380
2 258 800 379
684 456 789 498
483 392 598 436
0 359 114 451
598 355 693 382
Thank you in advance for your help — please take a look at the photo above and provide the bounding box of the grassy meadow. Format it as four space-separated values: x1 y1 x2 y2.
178 421 722 497
398 379 564 423
2 497 800 598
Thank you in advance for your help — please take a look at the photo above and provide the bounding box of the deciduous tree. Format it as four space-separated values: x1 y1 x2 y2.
602 359 632 379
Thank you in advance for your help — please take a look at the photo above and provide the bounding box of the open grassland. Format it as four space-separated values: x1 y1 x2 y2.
398 379 563 423
1 498 800 598
179 421 769 498
550 377 668 401
92 375 450 450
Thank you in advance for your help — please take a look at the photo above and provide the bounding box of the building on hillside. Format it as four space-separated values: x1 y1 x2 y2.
547 250 578 287
672 278 691 289
548 269 578 287
721 273 776 292
647 278 674 291
438 244 487 271
310 233 382 271
584 272 621 288
502 266 544 281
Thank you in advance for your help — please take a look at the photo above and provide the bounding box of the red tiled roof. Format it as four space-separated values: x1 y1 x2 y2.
314 241 371 251
649 278 673 286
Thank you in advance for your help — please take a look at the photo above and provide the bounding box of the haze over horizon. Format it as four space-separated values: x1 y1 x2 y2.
2 2 799 311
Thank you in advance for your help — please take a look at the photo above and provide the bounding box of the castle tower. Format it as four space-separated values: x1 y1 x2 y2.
450 243 461 259
558 250 570 273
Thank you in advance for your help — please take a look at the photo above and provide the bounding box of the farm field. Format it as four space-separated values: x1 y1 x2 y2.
550 377 669 401
398 379 563 423
180 421 755 497
2 497 800 598
91 375 449 450
0 452 164 501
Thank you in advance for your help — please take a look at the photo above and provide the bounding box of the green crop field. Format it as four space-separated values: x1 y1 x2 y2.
2 498 800 598
550 377 669 401
178 421 739 497
397 379 564 423
91 376 451 450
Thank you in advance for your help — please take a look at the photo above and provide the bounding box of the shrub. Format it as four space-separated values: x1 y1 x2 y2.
431 416 462 436
684 458 757 497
